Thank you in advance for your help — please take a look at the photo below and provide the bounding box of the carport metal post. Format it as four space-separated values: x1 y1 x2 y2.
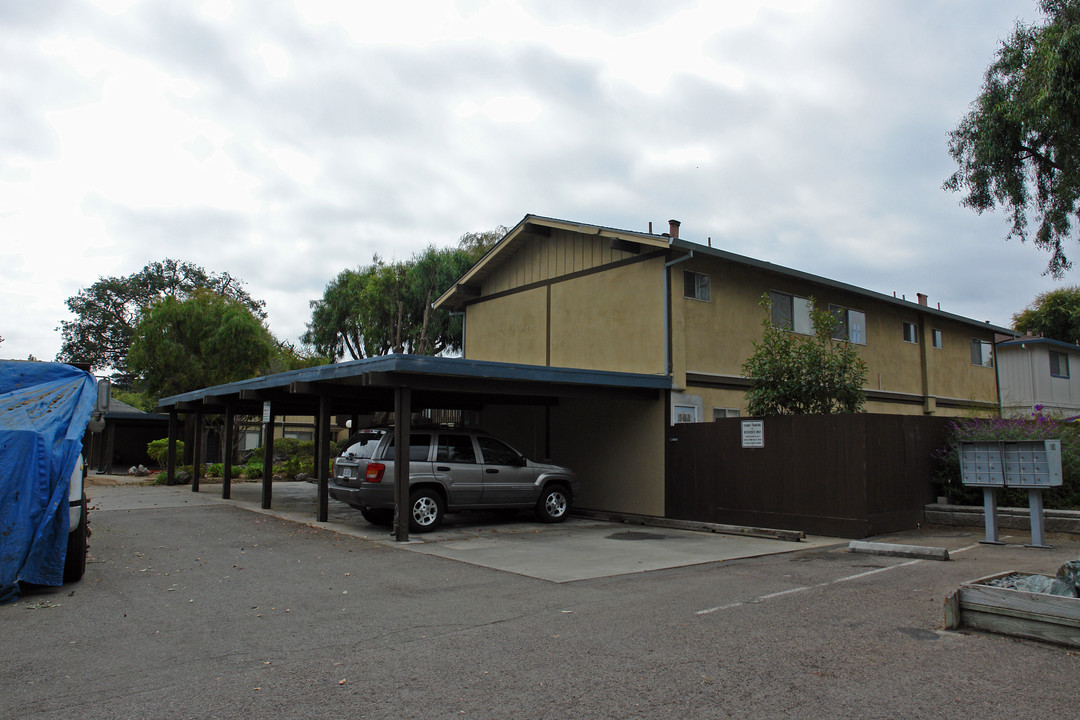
167 410 178 485
393 387 411 542
191 410 202 492
222 403 234 500
317 395 332 522
262 402 274 509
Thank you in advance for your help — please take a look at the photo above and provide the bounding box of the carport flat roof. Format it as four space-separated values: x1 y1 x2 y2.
156 354 672 413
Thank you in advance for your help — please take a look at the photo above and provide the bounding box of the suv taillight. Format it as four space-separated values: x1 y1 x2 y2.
365 463 386 483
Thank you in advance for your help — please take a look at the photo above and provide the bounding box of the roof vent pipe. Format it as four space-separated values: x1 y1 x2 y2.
669 219 680 239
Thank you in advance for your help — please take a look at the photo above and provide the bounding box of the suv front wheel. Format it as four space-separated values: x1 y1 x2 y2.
409 488 445 533
536 485 570 523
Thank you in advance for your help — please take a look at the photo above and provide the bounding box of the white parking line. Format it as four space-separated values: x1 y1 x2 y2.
695 540 986 616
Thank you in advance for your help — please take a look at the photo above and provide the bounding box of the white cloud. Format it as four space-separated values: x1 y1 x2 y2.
1 0 1067 366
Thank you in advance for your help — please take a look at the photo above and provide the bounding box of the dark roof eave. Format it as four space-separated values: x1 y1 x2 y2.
156 355 673 410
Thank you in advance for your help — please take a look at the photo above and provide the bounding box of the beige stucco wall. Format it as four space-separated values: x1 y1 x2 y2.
673 258 999 413
465 286 548 365
478 395 666 516
466 255 667 375
550 394 667 515
548 259 665 373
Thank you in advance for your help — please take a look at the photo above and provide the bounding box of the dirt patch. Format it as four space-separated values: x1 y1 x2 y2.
86 474 153 487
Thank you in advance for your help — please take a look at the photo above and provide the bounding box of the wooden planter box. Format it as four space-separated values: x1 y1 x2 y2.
944 571 1080 648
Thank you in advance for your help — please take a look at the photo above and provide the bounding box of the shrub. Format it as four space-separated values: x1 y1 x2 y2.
205 463 224 478
147 438 185 468
934 409 1080 510
281 455 313 479
242 461 264 479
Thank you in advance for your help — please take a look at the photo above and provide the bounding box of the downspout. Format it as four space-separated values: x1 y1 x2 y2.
664 250 693 377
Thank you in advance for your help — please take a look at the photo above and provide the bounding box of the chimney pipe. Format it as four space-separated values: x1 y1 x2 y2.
648 221 653 234
917 293 928 306
668 219 680 239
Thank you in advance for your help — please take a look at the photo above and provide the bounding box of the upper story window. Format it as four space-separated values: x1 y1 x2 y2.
1050 351 1070 378
902 322 918 344
970 339 994 368
683 271 710 301
829 305 866 345
770 291 813 335
932 328 943 349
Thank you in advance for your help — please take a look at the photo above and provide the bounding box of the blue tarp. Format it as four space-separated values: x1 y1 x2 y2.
0 360 96 604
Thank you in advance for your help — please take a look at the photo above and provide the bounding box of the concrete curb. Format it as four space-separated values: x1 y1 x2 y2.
848 540 950 561
924 504 1080 535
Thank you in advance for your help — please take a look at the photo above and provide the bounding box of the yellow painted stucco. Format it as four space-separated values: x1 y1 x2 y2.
465 286 548 365
478 396 667 516
466 253 667 375
672 259 999 416
548 259 665 373
550 395 667 515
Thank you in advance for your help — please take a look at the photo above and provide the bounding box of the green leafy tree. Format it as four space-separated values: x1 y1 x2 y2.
128 289 276 399
1013 285 1080 342
457 226 508 261
304 245 475 360
742 295 868 416
944 0 1080 276
57 259 265 384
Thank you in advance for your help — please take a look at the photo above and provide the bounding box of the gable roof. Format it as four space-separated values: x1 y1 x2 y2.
434 214 671 310
435 213 1017 335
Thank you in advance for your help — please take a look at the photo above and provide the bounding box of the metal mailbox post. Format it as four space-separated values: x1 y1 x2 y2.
958 440 1062 548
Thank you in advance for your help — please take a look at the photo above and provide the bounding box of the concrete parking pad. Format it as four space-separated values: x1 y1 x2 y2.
89 477 839 582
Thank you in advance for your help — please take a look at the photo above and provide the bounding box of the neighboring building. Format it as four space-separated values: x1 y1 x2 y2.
436 214 1011 421
434 214 1014 517
996 335 1080 418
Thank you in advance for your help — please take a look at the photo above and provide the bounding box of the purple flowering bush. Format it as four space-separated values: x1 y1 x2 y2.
934 407 1080 509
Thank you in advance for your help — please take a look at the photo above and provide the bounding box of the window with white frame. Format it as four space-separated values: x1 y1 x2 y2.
674 405 698 424
770 291 814 334
902 322 919 344
829 305 866 345
932 328 943 349
683 271 711 301
1050 351 1070 378
713 407 741 420
970 339 994 367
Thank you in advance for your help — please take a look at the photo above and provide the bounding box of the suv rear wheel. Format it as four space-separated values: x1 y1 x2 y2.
535 485 570 523
409 488 444 533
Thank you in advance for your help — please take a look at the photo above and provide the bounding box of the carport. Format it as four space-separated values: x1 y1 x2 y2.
156 355 670 541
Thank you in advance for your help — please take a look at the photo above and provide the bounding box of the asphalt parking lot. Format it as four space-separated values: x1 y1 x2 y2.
4 478 1079 719
90 479 841 582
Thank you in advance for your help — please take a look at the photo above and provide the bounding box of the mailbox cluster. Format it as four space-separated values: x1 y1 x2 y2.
959 440 1063 488
958 439 1062 548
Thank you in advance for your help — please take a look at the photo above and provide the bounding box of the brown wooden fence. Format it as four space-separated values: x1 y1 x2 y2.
664 414 953 538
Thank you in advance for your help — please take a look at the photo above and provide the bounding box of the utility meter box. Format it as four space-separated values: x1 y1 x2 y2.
959 440 1062 488
959 442 1005 487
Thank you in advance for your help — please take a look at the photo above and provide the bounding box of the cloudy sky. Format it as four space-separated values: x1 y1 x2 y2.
1 0 1071 363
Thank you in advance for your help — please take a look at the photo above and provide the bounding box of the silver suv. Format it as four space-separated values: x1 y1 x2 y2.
328 427 578 533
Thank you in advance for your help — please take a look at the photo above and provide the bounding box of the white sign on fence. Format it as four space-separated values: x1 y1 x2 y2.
262 401 271 424
741 420 764 448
